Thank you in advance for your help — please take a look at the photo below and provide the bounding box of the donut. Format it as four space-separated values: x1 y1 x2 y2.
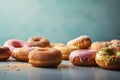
0 46 11 61
3 39 28 53
50 43 65 47
27 36 51 47
12 47 33 62
67 35 91 49
69 49 97 66
53 45 79 60
90 41 111 50
110 39 120 44
95 46 120 70
28 47 62 67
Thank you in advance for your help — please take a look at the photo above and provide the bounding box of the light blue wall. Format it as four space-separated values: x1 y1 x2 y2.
0 0 120 45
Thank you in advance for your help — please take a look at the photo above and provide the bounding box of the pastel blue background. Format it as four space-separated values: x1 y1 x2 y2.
0 0 120 45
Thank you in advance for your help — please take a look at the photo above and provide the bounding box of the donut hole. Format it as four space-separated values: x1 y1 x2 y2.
40 42 47 47
12 42 23 48
33 38 40 42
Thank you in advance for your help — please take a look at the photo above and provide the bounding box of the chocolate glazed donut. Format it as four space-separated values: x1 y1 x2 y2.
0 46 11 61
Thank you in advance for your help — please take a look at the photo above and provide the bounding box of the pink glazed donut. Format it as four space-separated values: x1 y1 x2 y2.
69 49 97 66
3 39 28 53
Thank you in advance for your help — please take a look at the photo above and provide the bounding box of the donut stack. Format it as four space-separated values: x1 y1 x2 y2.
0 35 120 70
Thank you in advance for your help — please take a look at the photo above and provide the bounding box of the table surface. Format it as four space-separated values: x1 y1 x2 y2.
0 58 120 80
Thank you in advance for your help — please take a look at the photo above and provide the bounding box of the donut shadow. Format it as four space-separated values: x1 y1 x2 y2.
5 57 29 64
57 63 70 69
0 58 16 62
30 63 70 70
70 62 98 68
98 67 120 71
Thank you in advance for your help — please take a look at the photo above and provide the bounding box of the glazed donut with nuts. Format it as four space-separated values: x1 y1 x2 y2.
28 47 62 67
95 46 120 70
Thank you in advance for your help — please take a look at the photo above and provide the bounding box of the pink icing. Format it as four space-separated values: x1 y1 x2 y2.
3 39 29 52
70 49 97 63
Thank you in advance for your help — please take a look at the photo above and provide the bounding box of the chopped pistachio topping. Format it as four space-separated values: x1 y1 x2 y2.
109 57 114 62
